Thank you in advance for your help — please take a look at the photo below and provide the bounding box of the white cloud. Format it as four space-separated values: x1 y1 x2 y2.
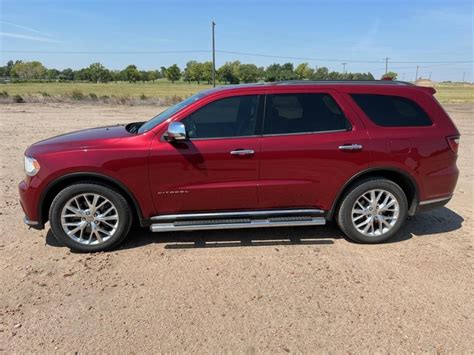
0 32 63 43
0 20 53 37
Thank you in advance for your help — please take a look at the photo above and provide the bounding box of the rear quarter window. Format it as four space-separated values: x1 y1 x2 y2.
351 94 432 127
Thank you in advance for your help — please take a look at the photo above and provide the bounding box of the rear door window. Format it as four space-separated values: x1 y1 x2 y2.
351 94 432 127
263 93 350 135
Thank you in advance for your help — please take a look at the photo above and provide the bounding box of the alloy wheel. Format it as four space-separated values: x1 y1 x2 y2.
351 189 400 237
60 193 119 245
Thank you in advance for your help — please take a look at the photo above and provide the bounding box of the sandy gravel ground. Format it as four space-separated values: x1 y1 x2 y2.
1 103 473 353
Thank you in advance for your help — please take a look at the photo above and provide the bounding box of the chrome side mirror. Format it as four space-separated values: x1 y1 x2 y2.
166 122 187 141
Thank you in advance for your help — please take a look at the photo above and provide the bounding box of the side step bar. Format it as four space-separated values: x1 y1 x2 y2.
149 209 326 233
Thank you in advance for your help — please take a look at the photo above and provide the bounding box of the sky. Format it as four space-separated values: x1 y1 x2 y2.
0 0 473 81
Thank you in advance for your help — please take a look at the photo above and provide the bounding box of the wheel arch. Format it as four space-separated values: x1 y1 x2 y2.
327 167 419 221
39 172 144 227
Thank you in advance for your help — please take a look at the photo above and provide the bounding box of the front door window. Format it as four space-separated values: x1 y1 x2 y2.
182 95 260 139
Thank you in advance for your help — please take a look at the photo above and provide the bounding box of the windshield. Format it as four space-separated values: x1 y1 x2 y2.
138 92 206 133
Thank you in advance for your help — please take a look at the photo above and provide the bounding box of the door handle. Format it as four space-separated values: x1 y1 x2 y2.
339 144 363 151
230 149 255 156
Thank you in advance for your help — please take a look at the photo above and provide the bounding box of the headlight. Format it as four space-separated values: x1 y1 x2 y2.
24 156 40 176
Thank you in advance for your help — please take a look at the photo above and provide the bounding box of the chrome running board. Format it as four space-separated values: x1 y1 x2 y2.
150 209 326 233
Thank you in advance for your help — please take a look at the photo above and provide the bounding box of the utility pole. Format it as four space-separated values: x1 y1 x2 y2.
462 71 466 83
212 21 216 87
384 57 390 74
415 65 419 82
342 62 347 74
429 72 432 80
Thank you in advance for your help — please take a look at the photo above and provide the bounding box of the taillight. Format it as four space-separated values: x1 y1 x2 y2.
447 136 460 154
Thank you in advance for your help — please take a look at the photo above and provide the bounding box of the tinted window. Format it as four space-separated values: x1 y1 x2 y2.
138 92 206 133
182 95 260 139
351 94 432 127
263 93 350 135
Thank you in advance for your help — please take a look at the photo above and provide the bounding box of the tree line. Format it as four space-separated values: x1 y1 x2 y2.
0 59 381 84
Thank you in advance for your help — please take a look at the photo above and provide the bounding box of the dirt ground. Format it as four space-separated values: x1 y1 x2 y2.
1 103 473 353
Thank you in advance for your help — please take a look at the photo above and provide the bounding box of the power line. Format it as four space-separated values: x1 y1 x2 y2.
390 60 473 64
0 50 211 54
215 50 384 63
217 51 473 64
217 51 375 63
2 49 473 65
375 62 472 71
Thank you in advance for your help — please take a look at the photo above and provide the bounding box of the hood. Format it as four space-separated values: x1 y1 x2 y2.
26 125 133 155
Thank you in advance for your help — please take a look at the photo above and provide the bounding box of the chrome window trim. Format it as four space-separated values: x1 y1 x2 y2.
186 128 350 141
261 128 350 138
187 134 260 141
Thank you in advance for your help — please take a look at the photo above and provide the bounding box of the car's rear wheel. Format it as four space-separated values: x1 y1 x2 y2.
49 183 132 252
337 177 408 243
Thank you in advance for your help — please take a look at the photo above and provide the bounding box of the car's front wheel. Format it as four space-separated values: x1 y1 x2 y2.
337 177 408 243
49 183 132 252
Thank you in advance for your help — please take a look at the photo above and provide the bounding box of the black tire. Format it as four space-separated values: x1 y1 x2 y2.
337 177 408 243
49 183 132 252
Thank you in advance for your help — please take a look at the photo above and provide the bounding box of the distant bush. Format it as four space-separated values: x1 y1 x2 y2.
140 93 147 100
169 95 183 104
13 94 24 103
70 90 84 100
40 91 50 97
0 91 8 98
109 95 129 105
89 93 98 100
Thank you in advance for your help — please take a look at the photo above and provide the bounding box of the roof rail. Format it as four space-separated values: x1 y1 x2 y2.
272 80 415 86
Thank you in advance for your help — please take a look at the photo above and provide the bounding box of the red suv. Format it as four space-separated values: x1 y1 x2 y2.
19 81 460 252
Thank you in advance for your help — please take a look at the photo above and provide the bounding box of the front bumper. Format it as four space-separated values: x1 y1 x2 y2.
19 179 44 230
23 216 43 230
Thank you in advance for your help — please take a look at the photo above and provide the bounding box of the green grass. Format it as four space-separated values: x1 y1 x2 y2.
0 80 213 99
432 83 474 103
0 80 472 104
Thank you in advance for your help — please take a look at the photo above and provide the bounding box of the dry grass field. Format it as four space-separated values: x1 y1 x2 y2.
0 102 472 353
1 81 473 104
0 80 212 102
429 83 474 103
